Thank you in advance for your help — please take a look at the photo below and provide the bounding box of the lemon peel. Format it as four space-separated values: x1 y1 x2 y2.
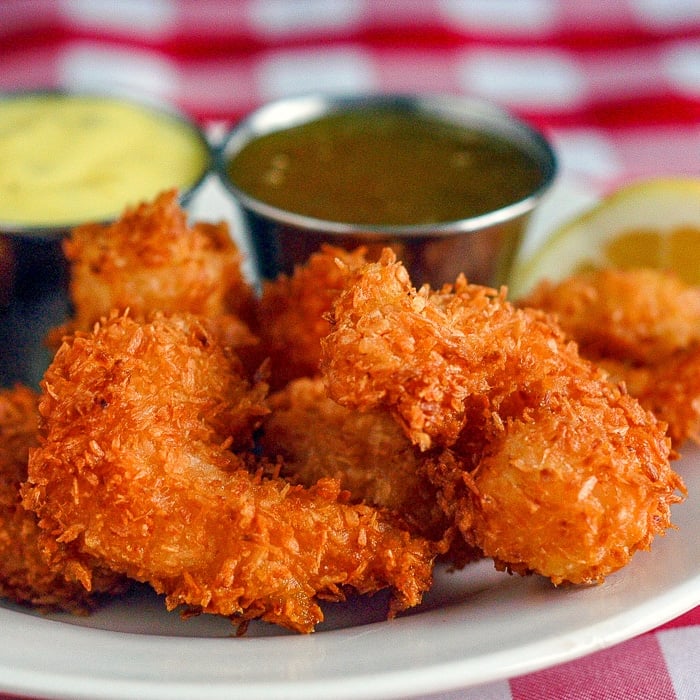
508 177 700 299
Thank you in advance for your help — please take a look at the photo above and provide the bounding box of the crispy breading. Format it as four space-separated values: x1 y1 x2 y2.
606 349 700 446
520 268 700 446
23 312 434 633
253 245 368 388
520 268 700 364
57 189 257 351
320 249 685 585
427 398 682 585
260 376 477 566
0 385 123 612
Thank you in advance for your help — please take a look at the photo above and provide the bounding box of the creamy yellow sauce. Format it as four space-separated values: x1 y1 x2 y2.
0 94 209 226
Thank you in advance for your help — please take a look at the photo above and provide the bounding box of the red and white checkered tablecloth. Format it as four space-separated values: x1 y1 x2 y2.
5 0 700 193
1 2 699 699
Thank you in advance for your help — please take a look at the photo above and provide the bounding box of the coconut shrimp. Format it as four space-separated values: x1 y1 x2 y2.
320 250 684 585
23 311 434 633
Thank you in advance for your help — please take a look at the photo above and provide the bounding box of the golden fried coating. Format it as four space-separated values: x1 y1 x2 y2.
427 399 682 585
520 268 700 364
260 376 476 566
321 253 499 450
321 250 570 451
0 385 122 612
520 268 700 446
254 245 368 388
59 189 257 350
321 249 685 585
596 352 700 447
23 312 433 633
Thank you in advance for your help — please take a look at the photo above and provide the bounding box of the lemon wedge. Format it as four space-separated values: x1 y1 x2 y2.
507 177 700 299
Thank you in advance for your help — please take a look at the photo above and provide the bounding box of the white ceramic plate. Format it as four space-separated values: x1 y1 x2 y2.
0 449 696 700
1 180 697 700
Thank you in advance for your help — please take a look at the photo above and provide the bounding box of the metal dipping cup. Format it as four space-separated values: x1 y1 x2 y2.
0 90 212 387
216 93 558 288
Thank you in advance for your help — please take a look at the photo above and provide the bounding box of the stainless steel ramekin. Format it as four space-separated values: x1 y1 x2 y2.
216 93 557 288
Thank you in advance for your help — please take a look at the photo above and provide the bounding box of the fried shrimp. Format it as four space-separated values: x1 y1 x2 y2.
261 377 432 521
610 347 700 446
0 385 123 612
426 398 679 585
320 249 684 585
321 253 498 451
519 268 700 365
253 245 369 388
23 312 433 633
259 376 476 566
520 268 700 446
58 189 257 350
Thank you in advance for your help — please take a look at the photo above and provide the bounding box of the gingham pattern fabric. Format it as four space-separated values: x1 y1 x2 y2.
4 0 700 192
1 2 699 698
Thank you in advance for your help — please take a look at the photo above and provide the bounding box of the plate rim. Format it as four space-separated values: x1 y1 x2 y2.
1 449 697 700
1 179 697 700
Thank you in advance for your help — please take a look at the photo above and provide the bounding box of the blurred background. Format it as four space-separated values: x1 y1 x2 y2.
1 6 699 698
3 0 700 195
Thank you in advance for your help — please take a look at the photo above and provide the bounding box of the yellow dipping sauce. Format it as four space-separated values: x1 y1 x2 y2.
0 94 210 226
226 107 544 227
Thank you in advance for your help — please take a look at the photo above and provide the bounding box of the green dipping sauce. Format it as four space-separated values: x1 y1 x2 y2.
226 107 544 227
